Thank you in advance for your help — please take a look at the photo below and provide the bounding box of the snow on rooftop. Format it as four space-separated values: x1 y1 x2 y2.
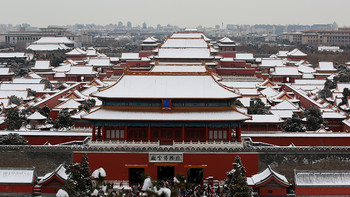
238 97 268 107
270 110 294 119
66 66 97 75
161 38 208 48
54 98 81 110
260 58 285 67
271 100 300 110
0 83 45 91
27 44 70 51
170 33 210 41
12 78 42 83
235 53 254 60
260 87 279 98
247 166 289 186
93 74 240 99
121 53 140 60
276 51 289 57
317 62 337 71
295 170 350 186
87 58 113 67
143 37 158 43
244 114 283 123
0 90 28 99
287 48 307 57
0 168 35 183
0 52 26 58
298 64 315 73
66 48 87 56
151 65 207 72
34 37 74 44
27 111 47 120
0 67 13 76
272 66 301 76
83 108 250 121
219 37 234 43
157 48 212 59
221 81 261 89
33 60 51 70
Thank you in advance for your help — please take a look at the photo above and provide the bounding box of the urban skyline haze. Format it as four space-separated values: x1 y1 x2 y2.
1 0 349 28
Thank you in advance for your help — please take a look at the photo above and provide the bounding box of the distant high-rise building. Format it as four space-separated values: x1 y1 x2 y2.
127 21 132 28
142 22 147 29
118 21 123 27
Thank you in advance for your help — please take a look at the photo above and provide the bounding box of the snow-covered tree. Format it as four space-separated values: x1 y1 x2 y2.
78 99 96 112
304 106 326 131
282 113 305 132
53 108 74 130
225 156 251 197
6 108 22 130
0 133 28 145
248 98 270 114
65 154 92 197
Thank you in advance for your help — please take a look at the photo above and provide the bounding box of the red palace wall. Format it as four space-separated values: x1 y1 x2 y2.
0 184 33 193
296 186 350 195
73 152 259 181
125 61 151 67
248 136 350 146
217 52 236 58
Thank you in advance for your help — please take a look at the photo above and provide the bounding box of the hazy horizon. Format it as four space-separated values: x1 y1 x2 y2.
1 0 350 28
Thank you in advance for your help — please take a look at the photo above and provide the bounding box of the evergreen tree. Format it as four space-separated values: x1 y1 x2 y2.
53 108 74 129
248 98 270 114
78 99 96 112
9 95 22 106
304 106 326 131
40 79 53 90
6 108 22 130
40 105 51 117
282 113 305 132
339 88 350 106
232 99 244 107
226 156 251 197
0 133 28 145
65 154 92 197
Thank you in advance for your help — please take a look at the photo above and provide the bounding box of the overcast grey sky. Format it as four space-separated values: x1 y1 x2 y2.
1 0 350 27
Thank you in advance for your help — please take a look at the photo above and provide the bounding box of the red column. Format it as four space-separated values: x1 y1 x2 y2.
182 126 185 142
97 126 101 139
148 126 151 141
92 126 96 141
124 126 128 141
228 126 232 141
236 126 241 142
205 126 209 141
102 126 106 141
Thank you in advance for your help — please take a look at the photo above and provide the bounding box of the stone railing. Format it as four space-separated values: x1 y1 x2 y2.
88 140 243 150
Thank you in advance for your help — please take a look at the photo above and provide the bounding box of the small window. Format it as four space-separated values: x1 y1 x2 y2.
162 99 171 110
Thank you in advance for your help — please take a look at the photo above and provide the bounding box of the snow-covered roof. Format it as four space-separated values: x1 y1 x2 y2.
71 109 88 119
0 90 28 99
244 114 283 123
38 164 68 184
83 108 250 121
317 62 337 72
247 166 289 186
27 111 47 120
219 37 234 43
298 64 315 73
276 51 289 58
87 58 113 67
66 66 97 75
322 111 346 119
161 38 208 48
157 48 212 59
143 37 158 43
54 98 81 110
235 53 254 60
287 48 307 57
295 170 350 186
27 72 42 79
27 44 70 51
93 73 240 99
270 110 294 119
33 60 52 70
271 100 300 111
0 52 26 59
66 48 87 56
34 37 74 44
336 83 350 92
86 48 98 56
170 32 210 41
150 65 207 72
221 81 262 89
0 67 14 76
271 66 301 76
0 168 35 183
236 88 260 96
81 86 99 96
120 53 140 60
260 58 284 68
12 78 42 83
238 97 269 107
260 87 279 98
0 83 45 91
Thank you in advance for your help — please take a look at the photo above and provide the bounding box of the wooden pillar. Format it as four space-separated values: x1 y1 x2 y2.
92 126 96 141
205 126 209 141
102 126 106 141
148 126 151 141
97 126 101 139
236 126 241 142
228 126 232 141
182 126 185 142
124 126 128 141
